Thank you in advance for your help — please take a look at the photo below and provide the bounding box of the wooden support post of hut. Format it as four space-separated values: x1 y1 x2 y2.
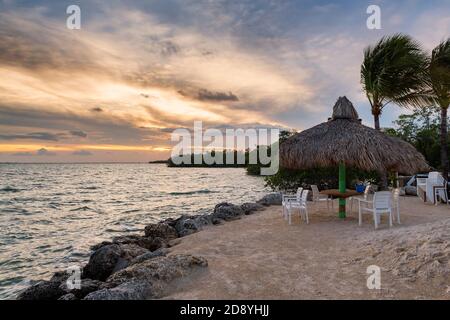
338 162 346 218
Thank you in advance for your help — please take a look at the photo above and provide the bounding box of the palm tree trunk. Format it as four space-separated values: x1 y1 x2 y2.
373 104 386 188
440 106 449 182
374 113 380 131
372 104 381 131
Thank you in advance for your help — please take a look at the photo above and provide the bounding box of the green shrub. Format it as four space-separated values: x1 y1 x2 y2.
264 166 379 192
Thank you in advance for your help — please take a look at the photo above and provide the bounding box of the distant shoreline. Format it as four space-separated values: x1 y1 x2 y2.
0 161 252 168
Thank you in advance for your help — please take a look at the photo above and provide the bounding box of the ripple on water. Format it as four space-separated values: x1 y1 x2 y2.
122 209 140 214
0 208 31 215
69 206 93 212
166 189 215 196
0 186 21 193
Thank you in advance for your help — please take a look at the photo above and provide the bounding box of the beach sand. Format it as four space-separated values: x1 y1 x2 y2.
163 197 449 299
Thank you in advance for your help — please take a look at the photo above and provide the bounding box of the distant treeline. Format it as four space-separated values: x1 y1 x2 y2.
157 131 293 176
167 148 271 175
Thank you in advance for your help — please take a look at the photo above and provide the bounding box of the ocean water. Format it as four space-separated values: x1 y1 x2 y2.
0 163 269 299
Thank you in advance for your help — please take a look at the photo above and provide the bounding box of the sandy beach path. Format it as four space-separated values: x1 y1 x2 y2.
164 197 449 299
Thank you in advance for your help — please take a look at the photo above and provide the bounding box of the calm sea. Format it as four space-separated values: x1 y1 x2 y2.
0 163 269 299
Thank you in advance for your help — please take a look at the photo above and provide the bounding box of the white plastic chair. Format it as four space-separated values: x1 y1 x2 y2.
433 175 449 205
282 188 302 220
287 190 309 225
391 188 401 224
349 185 372 212
426 171 441 203
311 185 333 211
358 191 393 229
416 177 427 201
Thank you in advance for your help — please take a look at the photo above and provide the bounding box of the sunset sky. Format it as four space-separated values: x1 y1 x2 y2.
0 0 449 162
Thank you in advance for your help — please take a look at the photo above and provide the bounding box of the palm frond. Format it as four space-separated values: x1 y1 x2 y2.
361 34 429 109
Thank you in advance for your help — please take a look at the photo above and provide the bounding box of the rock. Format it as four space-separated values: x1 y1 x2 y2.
257 193 282 206
174 215 204 237
163 214 213 237
58 293 77 300
212 202 244 221
107 255 208 296
82 244 122 281
59 278 104 299
17 271 69 300
240 202 264 215
159 217 178 228
144 223 178 241
83 242 152 281
211 216 223 225
90 241 113 251
129 248 169 266
404 186 417 196
111 235 164 251
83 281 153 300
118 244 149 261
18 280 65 300
145 237 167 251
85 254 208 300
193 214 212 227
113 235 167 252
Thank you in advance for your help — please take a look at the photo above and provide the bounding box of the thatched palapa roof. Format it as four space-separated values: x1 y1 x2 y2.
280 96 429 174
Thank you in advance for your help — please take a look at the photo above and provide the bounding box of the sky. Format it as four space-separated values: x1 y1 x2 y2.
0 0 449 162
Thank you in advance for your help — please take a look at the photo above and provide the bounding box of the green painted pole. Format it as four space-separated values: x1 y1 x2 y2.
338 162 346 218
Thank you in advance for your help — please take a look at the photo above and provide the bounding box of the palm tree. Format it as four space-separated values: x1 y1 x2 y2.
361 34 429 130
418 39 450 179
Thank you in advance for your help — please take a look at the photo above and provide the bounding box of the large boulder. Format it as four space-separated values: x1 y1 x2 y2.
83 244 122 281
174 214 212 237
212 202 244 221
85 254 208 300
83 243 152 281
257 193 282 206
144 223 178 241
17 271 68 300
240 202 264 215
107 254 207 286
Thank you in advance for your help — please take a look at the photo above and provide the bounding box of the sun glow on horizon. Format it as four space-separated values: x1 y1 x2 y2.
0 144 171 153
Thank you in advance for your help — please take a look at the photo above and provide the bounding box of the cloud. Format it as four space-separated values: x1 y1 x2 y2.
36 148 55 156
70 130 88 138
0 0 449 162
0 132 63 141
0 104 170 146
72 150 93 156
197 89 239 102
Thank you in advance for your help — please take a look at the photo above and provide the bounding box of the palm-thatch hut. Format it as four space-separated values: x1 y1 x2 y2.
280 96 429 217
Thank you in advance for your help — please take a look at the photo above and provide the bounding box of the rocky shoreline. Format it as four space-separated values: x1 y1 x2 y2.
17 193 282 300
